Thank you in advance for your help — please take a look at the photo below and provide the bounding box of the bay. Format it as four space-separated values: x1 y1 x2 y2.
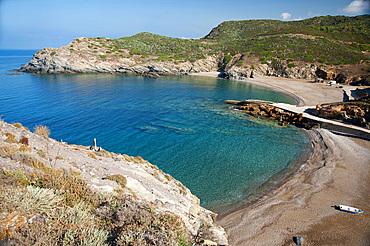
0 50 310 213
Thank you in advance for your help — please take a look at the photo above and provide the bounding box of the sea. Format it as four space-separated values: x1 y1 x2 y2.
0 50 310 213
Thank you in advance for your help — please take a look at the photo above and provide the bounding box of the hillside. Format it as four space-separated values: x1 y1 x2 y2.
20 15 370 84
0 120 228 245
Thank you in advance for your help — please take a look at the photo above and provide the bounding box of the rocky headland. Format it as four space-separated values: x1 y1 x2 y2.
19 37 368 85
19 37 219 77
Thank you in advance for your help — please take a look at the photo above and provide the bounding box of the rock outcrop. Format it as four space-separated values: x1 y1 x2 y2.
225 100 318 129
0 120 228 244
315 97 370 128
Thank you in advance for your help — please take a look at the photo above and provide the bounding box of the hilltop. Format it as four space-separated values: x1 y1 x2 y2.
20 15 369 84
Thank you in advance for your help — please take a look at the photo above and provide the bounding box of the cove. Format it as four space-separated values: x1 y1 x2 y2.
0 50 310 213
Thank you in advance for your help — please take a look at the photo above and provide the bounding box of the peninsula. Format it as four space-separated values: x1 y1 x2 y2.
20 15 369 85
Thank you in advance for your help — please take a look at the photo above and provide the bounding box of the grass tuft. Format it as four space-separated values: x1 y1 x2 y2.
34 125 50 138
104 174 127 189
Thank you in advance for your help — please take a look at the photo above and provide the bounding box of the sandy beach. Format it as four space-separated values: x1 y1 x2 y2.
191 72 370 246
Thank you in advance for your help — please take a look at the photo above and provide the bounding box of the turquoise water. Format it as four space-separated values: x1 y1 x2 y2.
0 50 310 213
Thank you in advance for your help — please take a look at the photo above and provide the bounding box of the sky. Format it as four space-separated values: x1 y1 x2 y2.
0 0 369 49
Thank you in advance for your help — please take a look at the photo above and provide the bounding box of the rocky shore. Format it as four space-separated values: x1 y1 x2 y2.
225 100 318 129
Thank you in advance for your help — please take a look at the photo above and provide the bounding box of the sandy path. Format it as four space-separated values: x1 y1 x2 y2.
190 72 370 246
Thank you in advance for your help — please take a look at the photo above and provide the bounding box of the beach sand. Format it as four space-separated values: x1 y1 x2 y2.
190 72 370 246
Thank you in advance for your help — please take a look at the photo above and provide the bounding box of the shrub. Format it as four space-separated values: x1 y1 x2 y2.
19 136 29 145
5 133 17 143
34 125 50 138
223 55 232 64
306 54 314 61
50 52 56 56
96 197 191 245
99 55 106 58
236 61 243 66
288 63 296 68
13 123 23 128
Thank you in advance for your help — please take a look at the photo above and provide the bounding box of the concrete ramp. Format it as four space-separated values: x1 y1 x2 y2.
272 103 370 140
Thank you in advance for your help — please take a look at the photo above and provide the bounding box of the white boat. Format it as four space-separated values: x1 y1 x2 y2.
337 205 363 214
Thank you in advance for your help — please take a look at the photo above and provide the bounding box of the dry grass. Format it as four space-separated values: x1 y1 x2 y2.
1 166 192 245
5 133 17 143
34 125 50 138
104 175 127 189
0 120 193 245
87 151 97 159
12 123 23 129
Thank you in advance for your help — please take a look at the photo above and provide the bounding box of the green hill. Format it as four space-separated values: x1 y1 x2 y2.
204 15 369 43
110 15 369 68
202 15 369 66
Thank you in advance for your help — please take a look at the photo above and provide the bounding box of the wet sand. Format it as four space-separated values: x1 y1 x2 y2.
190 72 370 246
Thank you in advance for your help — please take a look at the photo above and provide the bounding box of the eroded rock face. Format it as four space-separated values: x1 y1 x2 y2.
221 62 318 81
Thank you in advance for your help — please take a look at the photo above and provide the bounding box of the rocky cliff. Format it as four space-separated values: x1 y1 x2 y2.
0 119 228 245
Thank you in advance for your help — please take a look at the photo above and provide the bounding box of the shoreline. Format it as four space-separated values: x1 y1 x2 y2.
190 72 353 107
190 72 370 245
212 129 314 216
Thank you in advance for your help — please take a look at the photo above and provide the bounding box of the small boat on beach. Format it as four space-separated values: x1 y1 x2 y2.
336 205 363 214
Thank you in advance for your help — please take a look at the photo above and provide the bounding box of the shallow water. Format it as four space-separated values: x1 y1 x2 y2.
0 50 310 213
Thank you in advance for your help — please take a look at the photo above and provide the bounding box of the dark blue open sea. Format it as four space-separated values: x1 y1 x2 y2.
0 50 310 213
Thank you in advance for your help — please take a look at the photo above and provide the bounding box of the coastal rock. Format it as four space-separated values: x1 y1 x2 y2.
226 100 318 129
221 61 317 80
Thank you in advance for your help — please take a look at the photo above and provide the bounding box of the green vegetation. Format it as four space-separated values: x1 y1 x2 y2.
201 15 369 66
92 15 368 68
113 32 213 62
50 52 56 56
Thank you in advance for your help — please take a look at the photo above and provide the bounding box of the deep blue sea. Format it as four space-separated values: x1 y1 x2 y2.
0 50 310 213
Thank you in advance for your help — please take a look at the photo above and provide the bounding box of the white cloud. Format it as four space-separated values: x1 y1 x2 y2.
342 0 370 15
281 12 292 20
